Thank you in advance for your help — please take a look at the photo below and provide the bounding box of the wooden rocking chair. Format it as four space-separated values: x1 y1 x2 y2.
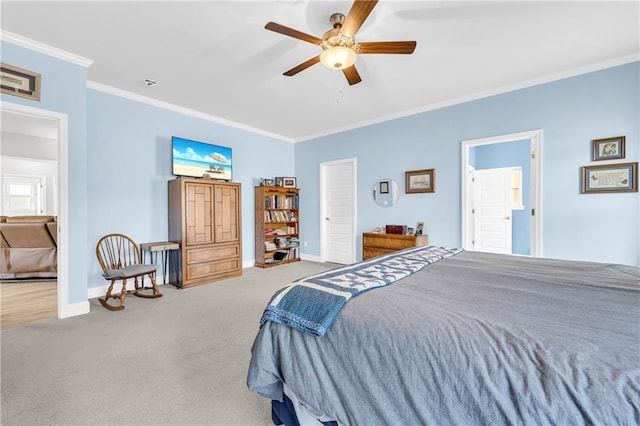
96 233 162 311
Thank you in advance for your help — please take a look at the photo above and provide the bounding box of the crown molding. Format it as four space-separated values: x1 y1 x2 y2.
295 53 640 143
86 81 294 143
0 30 93 68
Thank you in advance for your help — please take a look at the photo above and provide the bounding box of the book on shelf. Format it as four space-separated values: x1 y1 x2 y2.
263 210 298 223
287 247 299 260
264 194 299 209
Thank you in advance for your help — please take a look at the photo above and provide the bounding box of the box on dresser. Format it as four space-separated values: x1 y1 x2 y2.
385 225 407 234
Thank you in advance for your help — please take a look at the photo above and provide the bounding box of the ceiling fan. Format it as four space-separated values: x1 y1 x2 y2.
265 0 416 86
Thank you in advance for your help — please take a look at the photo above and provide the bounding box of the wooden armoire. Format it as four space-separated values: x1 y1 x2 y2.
168 178 242 288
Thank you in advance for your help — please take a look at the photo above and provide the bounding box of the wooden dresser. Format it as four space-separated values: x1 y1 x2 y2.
168 178 242 288
362 232 428 260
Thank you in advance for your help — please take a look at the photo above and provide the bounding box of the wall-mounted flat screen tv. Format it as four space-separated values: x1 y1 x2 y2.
172 136 232 181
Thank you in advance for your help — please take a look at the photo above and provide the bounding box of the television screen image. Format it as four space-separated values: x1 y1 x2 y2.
172 136 232 180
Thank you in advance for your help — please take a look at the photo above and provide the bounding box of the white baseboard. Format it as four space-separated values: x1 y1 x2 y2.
59 300 90 319
300 253 323 263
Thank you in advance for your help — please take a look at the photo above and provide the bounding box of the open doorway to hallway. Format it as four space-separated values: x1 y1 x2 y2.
1 104 65 327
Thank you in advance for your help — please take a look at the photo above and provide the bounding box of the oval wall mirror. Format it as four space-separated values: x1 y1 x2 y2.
372 179 400 207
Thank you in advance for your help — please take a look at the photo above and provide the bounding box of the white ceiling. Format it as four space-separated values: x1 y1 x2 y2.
1 1 638 142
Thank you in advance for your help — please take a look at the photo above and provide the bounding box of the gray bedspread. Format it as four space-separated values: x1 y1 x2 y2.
247 251 640 425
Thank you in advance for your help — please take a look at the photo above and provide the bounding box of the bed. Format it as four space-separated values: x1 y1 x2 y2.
247 246 640 425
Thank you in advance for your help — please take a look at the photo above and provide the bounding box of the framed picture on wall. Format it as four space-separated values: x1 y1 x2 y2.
581 162 637 193
592 136 625 161
405 169 435 193
1 63 41 101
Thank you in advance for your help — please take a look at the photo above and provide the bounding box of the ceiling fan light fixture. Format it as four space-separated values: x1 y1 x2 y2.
320 46 357 70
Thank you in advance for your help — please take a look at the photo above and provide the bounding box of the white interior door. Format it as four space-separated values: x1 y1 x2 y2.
320 159 356 264
473 168 513 254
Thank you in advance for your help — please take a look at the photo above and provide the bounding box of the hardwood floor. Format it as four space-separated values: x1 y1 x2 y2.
0 281 57 329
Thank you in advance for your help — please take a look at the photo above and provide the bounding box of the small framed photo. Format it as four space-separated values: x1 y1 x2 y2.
406 227 414 235
592 136 625 161
1 63 41 101
581 162 637 194
261 178 275 186
274 177 283 187
379 181 389 194
282 177 297 188
415 222 424 236
405 169 435 193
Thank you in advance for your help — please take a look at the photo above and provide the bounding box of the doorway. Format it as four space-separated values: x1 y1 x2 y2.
320 158 357 264
1 101 69 319
461 130 542 257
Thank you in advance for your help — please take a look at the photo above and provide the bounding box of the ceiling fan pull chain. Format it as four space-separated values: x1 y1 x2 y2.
336 71 343 104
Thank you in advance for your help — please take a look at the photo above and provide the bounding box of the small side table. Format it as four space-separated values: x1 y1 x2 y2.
140 242 181 285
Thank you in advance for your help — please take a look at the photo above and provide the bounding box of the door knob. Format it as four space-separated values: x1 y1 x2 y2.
504 216 511 220
325 217 330 220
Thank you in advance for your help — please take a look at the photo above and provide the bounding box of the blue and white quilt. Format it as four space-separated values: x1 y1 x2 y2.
260 245 463 336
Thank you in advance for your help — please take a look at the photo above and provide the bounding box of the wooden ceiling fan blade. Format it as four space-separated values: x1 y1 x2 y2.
359 41 417 54
342 65 362 86
265 22 322 45
283 56 321 76
341 0 379 38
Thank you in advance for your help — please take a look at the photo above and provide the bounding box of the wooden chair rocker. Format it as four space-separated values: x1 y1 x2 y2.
96 233 162 311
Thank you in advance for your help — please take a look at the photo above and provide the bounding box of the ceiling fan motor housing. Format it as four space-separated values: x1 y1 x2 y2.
329 13 345 28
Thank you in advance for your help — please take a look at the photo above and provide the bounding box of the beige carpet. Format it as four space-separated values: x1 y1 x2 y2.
0 280 57 330
0 261 336 425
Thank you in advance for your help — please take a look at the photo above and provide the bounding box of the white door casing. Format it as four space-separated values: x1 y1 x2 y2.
320 158 357 264
473 168 513 254
461 129 542 257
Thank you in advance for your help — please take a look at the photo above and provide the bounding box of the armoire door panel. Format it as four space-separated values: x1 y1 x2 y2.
214 185 240 242
186 183 214 245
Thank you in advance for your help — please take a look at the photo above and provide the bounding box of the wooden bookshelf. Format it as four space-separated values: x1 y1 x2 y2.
255 186 300 268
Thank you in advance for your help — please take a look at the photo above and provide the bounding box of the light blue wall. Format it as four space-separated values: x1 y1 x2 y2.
473 139 530 255
295 62 639 266
86 89 294 287
1 41 89 304
3 38 638 310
